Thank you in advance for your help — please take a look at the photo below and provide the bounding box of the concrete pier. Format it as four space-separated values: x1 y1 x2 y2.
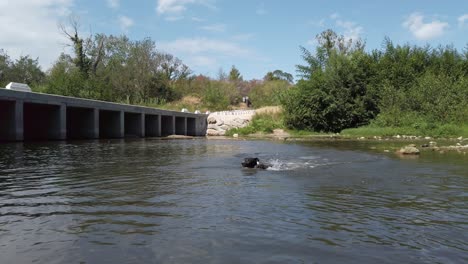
0 88 207 142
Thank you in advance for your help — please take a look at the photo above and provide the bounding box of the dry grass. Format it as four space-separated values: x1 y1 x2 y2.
254 106 282 115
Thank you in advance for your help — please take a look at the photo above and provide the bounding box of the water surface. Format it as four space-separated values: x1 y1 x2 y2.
0 139 467 263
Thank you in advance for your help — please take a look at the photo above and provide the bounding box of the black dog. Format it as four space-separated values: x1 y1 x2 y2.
241 157 270 169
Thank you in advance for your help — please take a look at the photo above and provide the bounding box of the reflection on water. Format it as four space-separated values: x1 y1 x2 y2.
0 139 467 264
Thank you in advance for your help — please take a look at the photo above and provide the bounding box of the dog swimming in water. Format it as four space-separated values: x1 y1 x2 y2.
241 157 270 169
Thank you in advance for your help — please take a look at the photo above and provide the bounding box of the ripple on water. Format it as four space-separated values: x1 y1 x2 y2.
0 139 467 264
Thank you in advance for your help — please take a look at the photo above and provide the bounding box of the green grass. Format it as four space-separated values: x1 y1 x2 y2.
227 110 468 139
286 129 330 137
342 123 468 138
226 112 285 136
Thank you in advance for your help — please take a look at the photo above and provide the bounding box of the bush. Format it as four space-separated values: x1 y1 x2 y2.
284 30 468 134
226 111 285 136
248 80 290 107
202 81 239 111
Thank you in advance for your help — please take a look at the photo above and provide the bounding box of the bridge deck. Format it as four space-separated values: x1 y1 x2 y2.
0 89 207 141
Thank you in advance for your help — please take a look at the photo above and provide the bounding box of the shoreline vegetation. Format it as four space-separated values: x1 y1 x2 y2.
1 25 466 143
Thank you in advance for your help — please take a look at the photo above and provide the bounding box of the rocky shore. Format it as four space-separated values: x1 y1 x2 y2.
206 110 256 136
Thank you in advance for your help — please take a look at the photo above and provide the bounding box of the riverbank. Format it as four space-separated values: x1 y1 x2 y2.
219 107 468 154
218 129 468 155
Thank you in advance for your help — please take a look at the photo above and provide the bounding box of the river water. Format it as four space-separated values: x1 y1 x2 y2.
0 139 467 263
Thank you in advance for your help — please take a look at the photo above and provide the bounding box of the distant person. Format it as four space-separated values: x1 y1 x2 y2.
246 96 251 108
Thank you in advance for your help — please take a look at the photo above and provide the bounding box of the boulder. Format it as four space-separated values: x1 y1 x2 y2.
207 116 217 124
398 145 420 155
206 129 220 136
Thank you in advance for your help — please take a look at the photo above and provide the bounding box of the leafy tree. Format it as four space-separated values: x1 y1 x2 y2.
229 65 243 82
249 80 290 107
285 30 376 132
285 29 468 133
264 70 294 83
10 55 45 86
0 49 13 87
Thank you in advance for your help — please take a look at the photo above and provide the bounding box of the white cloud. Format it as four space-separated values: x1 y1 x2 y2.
458 14 468 27
329 14 363 41
231 33 255 41
156 0 214 19
309 19 325 28
330 12 340 20
191 16 205 22
200 23 226 32
256 3 267 15
306 39 317 47
106 0 119 9
190 55 217 67
159 37 250 56
0 0 73 70
119 15 134 32
158 37 262 75
336 19 363 41
403 13 449 40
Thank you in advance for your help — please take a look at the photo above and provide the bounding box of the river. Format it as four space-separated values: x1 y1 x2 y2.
0 139 467 263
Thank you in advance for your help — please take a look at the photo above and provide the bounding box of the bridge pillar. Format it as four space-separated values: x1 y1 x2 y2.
93 108 99 139
157 115 161 137
0 100 24 141
140 113 145 137
119 111 125 138
15 100 24 141
57 104 66 140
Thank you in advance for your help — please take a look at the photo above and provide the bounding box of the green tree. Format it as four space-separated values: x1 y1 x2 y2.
0 49 13 87
229 65 243 82
284 29 377 132
263 70 293 83
10 55 45 87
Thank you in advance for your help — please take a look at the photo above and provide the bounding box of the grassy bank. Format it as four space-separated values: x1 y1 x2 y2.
341 124 468 138
225 108 468 139
225 111 285 136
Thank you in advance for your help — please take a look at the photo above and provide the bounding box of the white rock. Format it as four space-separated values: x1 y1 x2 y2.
206 129 219 136
424 136 432 140
233 133 239 138
207 116 217 124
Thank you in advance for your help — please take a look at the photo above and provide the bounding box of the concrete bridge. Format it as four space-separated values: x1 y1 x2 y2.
0 88 207 141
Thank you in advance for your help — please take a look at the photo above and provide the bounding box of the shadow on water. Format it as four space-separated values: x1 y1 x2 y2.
0 138 467 263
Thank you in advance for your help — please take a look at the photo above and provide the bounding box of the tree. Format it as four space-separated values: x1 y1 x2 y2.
0 49 13 87
263 70 293 83
229 65 243 82
284 29 376 132
10 55 45 86
59 17 104 77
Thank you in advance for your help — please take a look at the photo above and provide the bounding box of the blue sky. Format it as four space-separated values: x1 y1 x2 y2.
1 0 467 80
